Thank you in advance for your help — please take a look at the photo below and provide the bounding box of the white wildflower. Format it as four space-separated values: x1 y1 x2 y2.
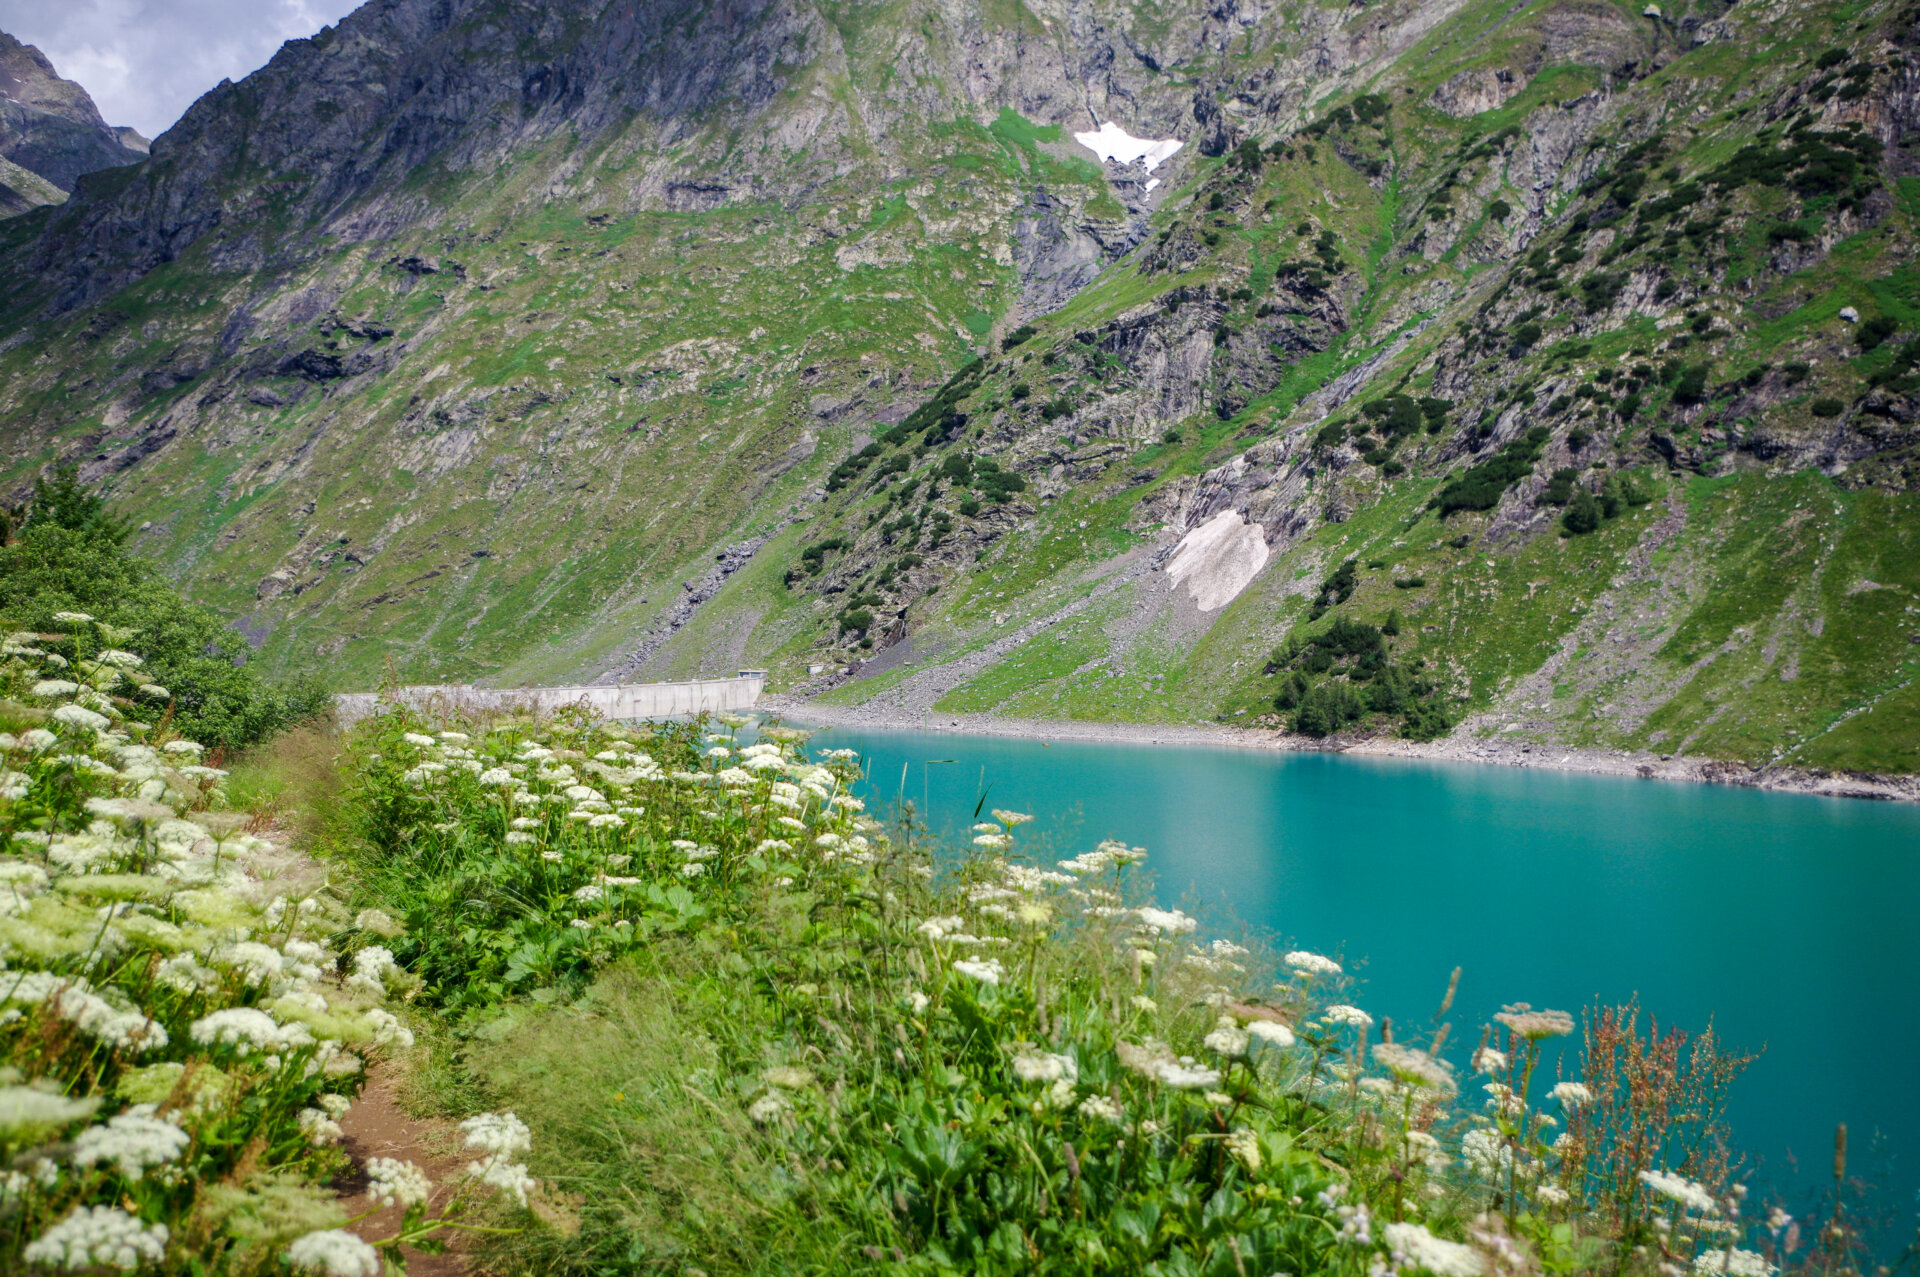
71 1105 190 1178
366 1008 415 1050
1537 1184 1571 1207
285 1228 380 1276
1247 1020 1295 1049
1494 1004 1575 1039
366 1157 432 1209
467 1154 536 1206
747 1092 789 1123
0 1085 99 1133
1011 1052 1076 1084
1462 1127 1513 1176
1639 1169 1718 1215
1155 1061 1222 1090
1225 1127 1262 1172
191 1007 310 1057
155 953 219 994
952 957 1004 985
1693 1250 1775 1277
24 1205 168 1271
31 679 80 697
460 1110 532 1158
1550 1081 1594 1108
991 809 1032 825
1472 1046 1509 1074
1284 950 1342 976
1373 1043 1456 1094
295 1106 343 1146
1134 906 1197 935
347 946 398 997
1383 1221 1485 1277
53 704 111 731
1077 1095 1123 1124
1203 1017 1249 1058
1323 1005 1373 1029
354 908 403 937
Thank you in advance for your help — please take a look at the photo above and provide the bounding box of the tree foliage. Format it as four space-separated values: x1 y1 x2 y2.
0 468 328 750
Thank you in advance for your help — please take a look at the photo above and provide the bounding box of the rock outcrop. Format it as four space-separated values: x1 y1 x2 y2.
0 31 145 205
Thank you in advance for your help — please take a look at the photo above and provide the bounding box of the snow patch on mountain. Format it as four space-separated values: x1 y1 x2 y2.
1073 121 1183 170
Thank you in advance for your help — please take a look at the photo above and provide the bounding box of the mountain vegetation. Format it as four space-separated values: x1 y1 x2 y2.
0 0 1916 775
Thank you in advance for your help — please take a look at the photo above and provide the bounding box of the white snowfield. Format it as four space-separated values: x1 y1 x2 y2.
1073 121 1184 170
1165 510 1269 612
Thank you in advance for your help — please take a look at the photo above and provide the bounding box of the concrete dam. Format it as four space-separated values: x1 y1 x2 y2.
335 672 766 726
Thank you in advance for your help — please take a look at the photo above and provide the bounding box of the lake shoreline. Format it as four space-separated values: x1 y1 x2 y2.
762 696 1920 803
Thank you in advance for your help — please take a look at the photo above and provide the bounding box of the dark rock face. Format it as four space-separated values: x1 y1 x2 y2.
20 0 827 310
0 32 145 195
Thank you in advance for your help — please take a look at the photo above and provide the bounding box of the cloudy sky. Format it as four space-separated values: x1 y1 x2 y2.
0 0 361 138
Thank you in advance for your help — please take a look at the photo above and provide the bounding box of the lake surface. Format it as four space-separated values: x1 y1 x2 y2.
803 723 1920 1235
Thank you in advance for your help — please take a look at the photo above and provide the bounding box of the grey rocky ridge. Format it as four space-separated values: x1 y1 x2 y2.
0 0 1915 779
0 32 147 215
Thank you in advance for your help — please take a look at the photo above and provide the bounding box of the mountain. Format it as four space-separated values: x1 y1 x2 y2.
0 32 147 213
0 0 1916 777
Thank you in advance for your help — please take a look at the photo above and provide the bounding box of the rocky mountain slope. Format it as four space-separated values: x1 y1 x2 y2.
0 32 147 215
0 0 1915 776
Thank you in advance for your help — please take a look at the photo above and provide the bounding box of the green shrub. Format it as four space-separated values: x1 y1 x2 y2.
1308 558 1359 619
0 470 327 750
1562 487 1602 535
1671 363 1711 405
1293 680 1364 736
1429 428 1550 517
1402 697 1456 740
1487 199 1512 221
1810 397 1845 417
1856 316 1898 351
1002 324 1037 350
800 536 850 573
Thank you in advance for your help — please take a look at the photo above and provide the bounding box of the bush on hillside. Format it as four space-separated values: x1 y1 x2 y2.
0 469 327 751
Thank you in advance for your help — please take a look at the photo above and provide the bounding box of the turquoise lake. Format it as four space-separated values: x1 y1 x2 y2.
803 723 1920 1234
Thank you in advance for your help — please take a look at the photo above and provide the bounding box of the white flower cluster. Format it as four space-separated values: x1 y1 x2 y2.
23 1205 169 1271
366 1157 433 1209
459 1110 536 1207
285 1228 381 1276
70 1105 191 1178
0 631 448 1274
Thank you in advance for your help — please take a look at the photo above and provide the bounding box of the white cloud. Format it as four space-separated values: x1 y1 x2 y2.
0 0 361 138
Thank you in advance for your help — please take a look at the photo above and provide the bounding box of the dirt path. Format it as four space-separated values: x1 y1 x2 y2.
335 1063 473 1276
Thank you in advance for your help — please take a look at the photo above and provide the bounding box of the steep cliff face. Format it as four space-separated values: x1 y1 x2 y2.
0 0 1916 774
0 32 145 205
